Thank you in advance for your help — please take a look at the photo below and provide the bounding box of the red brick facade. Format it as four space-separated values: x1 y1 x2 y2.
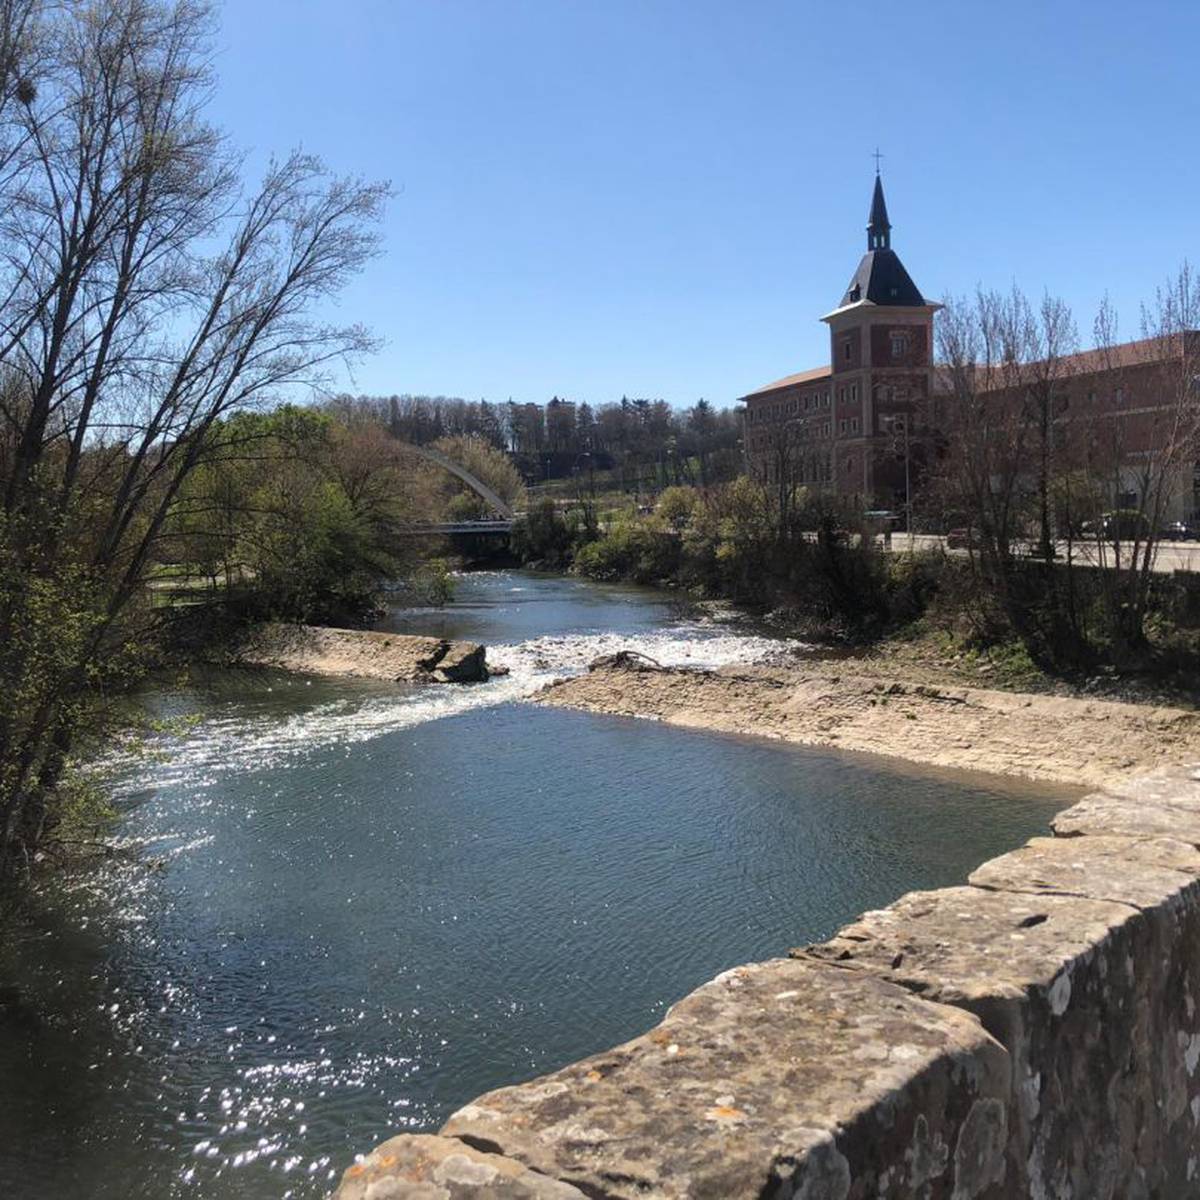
961 337 1200 521
742 315 938 507
741 179 1199 521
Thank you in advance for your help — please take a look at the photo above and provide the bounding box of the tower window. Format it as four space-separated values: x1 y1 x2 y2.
843 341 852 362
891 331 911 358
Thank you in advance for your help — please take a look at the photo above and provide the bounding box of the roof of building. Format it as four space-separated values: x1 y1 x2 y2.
838 248 927 308
741 365 832 400
967 332 1199 391
868 173 891 242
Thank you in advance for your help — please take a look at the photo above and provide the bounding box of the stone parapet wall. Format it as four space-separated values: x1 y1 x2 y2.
333 761 1200 1199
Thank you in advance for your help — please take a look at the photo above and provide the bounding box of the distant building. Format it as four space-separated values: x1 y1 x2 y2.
741 173 939 508
960 335 1200 522
741 175 1200 520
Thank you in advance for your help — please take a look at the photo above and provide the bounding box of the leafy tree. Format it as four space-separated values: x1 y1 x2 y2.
510 498 579 566
0 0 385 877
170 408 428 624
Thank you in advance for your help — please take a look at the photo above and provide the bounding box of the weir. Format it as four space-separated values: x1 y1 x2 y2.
334 760 1200 1198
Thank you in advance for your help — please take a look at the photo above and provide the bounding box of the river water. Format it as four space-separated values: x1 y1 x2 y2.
0 572 1067 1199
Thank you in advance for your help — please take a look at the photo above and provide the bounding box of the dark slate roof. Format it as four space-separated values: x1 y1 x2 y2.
839 248 926 308
868 174 890 236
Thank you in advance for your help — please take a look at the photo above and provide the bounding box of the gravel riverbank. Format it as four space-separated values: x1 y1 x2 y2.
538 657 1198 787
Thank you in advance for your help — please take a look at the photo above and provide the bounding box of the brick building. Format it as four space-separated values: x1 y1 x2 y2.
951 335 1200 524
740 175 1200 522
741 173 940 510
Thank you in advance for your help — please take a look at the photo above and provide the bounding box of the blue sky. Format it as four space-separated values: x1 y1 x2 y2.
209 0 1199 409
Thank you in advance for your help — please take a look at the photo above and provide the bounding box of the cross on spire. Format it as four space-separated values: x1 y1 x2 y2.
872 147 884 174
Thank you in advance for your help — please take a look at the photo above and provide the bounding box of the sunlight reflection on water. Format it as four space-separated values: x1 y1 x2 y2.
0 572 1069 1200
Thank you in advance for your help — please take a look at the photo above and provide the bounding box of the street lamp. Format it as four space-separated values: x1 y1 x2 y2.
883 414 912 550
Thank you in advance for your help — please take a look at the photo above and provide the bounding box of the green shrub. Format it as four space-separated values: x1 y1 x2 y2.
510 498 583 567
573 520 680 584
656 486 699 529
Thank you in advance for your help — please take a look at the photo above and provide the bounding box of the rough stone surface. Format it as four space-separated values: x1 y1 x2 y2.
1052 791 1200 843
968 833 1200 908
1104 761 1200 805
239 624 488 684
802 873 1200 1197
334 1134 586 1198
432 641 489 683
440 957 1010 1200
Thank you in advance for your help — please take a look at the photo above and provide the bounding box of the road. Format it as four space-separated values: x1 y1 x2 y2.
896 533 1200 574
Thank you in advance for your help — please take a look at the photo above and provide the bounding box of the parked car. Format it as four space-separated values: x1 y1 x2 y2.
1080 510 1152 541
945 527 977 550
1159 521 1198 542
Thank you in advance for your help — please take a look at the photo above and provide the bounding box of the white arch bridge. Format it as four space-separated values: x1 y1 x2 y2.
401 441 516 521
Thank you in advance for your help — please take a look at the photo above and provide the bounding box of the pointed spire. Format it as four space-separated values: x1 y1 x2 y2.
867 172 891 251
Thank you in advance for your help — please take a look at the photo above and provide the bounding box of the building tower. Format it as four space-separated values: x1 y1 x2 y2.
821 172 941 507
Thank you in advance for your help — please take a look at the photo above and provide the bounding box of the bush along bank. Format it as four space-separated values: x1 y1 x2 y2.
509 483 1200 688
515 484 961 641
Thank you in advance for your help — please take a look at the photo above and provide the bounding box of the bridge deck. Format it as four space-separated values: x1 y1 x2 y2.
400 521 514 535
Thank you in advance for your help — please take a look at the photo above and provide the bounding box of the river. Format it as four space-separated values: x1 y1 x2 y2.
0 571 1066 1199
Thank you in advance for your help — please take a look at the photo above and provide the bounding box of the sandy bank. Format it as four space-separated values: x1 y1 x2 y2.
239 623 488 683
538 657 1198 786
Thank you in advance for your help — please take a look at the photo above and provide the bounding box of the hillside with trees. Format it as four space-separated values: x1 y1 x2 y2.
352 392 745 490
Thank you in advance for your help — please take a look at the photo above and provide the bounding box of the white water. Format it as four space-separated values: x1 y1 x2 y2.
110 619 806 796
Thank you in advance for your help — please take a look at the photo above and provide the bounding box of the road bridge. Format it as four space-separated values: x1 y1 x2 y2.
397 520 514 537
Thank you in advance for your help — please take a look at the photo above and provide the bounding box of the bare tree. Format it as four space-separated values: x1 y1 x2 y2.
0 0 386 875
934 286 1083 659
749 413 814 539
1108 264 1200 646
937 272 1200 664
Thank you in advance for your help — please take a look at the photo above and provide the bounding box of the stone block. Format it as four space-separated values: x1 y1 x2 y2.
431 641 489 683
969 834 1200 908
439 957 1011 1199
1053 792 1200 844
332 1133 586 1199
1104 762 1200 806
801 880 1200 1197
